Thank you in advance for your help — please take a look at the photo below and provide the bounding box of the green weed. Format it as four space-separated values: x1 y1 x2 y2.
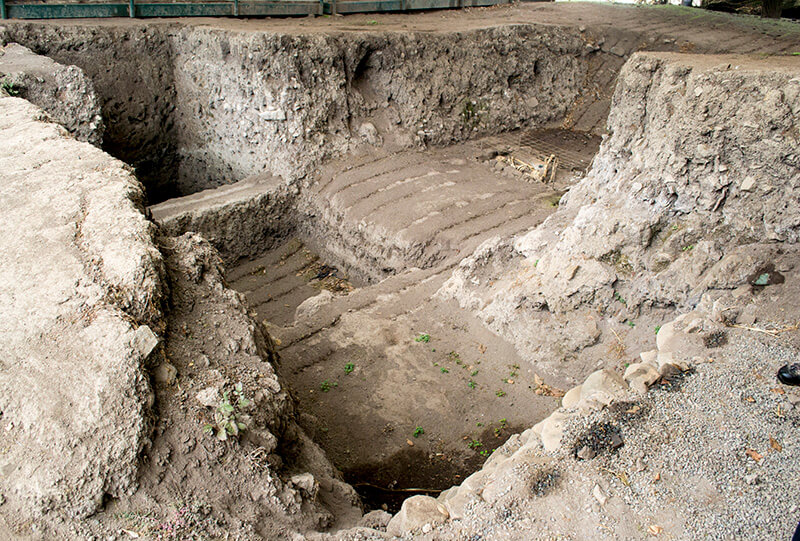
202 383 251 441
320 380 338 392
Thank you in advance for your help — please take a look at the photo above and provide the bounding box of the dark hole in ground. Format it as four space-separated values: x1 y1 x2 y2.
343 424 524 513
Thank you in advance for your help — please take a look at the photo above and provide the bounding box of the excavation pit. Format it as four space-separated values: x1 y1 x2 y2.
4 8 800 539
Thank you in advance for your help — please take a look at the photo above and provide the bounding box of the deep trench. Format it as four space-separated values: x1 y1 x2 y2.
6 21 609 514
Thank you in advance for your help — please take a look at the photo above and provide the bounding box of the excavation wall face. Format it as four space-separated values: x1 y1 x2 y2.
440 52 800 368
0 43 105 145
5 22 592 202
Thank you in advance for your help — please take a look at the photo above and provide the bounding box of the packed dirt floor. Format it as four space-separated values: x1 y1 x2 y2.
1 3 800 541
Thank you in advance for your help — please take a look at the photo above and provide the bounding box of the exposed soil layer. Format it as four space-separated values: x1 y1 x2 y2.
8 3 796 205
2 4 800 540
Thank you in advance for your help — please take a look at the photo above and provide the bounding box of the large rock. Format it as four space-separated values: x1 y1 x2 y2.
0 43 104 145
0 97 164 520
386 495 450 536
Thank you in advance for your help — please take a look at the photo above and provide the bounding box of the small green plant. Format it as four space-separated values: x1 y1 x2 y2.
344 363 355 375
654 325 661 335
0 78 19 97
448 351 462 364
471 369 479 376
441 367 450 374
203 383 251 441
476 422 484 427
496 390 506 397
415 333 431 343
413 426 424 438
468 380 477 389
627 321 636 328
366 19 379 25
460 99 487 129
320 380 338 392
682 244 694 252
534 259 540 267
468 439 483 449
479 449 490 457
614 292 627 306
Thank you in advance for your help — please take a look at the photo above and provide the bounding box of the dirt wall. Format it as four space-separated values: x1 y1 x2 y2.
439 52 800 368
5 22 594 202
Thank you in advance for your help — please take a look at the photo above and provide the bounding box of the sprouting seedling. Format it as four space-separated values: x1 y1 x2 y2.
415 333 431 343
468 380 477 389
496 390 506 397
413 426 424 438
344 363 355 375
654 325 661 335
0 78 20 97
320 380 338 392
203 383 250 441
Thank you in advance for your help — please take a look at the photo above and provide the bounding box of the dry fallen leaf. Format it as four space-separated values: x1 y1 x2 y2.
770 437 783 452
653 472 661 482
479 344 487 354
625 405 641 414
647 525 664 536
532 374 566 397
746 449 763 462
770 387 786 395
744 396 756 403
406 439 414 447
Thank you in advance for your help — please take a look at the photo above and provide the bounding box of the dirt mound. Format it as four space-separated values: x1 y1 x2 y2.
0 96 164 526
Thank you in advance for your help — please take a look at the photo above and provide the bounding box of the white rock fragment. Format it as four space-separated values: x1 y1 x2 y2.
562 385 583 408
579 369 627 408
593 484 608 505
132 324 160 360
259 108 286 121
386 495 449 536
196 387 220 407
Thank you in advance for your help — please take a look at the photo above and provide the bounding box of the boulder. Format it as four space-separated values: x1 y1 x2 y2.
386 495 449 536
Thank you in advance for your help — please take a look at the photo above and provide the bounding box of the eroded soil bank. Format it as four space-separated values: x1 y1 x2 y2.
1 4 800 541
